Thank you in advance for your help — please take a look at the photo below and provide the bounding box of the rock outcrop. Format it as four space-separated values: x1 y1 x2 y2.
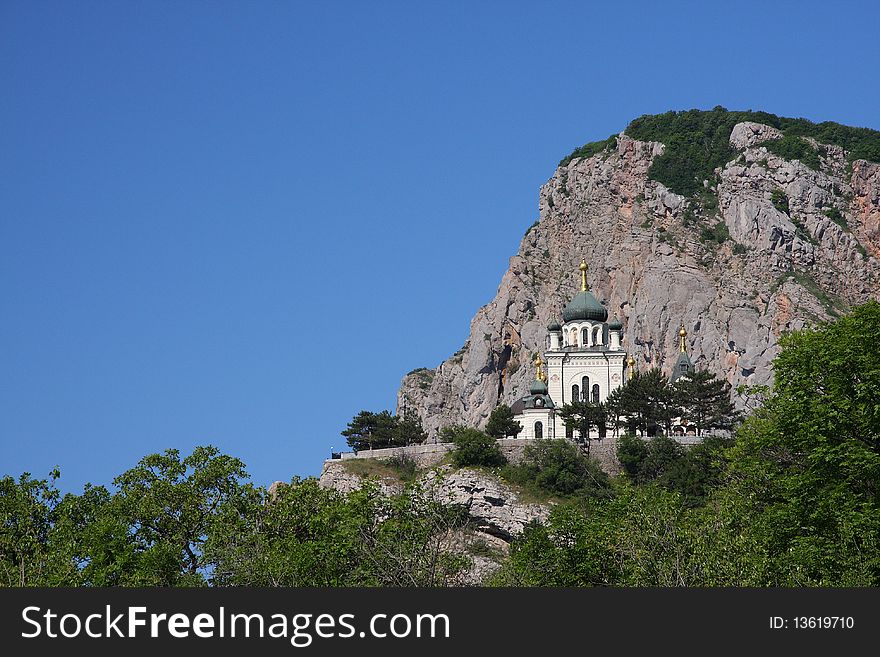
398 122 880 439
318 460 553 584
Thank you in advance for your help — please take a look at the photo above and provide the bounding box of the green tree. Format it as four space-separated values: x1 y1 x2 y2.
727 301 880 584
107 446 249 585
0 470 62 586
393 411 428 446
557 399 608 456
674 369 739 435
605 368 680 437
341 410 397 451
503 439 610 498
485 404 523 439
207 478 471 587
341 410 426 451
616 432 647 480
442 426 507 468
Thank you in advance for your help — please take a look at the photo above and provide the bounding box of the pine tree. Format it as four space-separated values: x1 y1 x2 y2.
674 369 739 435
606 368 680 437
485 404 523 438
393 411 428 446
341 410 397 451
558 400 608 456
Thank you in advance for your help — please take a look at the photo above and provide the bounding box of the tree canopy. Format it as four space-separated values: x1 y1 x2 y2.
485 404 523 439
341 410 427 451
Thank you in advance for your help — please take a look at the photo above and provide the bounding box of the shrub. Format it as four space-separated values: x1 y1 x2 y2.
824 207 847 229
385 453 419 483
623 107 880 197
559 134 618 167
503 439 610 498
771 189 789 214
762 135 821 170
442 426 507 468
699 222 730 244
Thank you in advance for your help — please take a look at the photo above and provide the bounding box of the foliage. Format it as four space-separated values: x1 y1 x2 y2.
557 399 609 456
502 439 610 499
559 134 618 168
763 135 821 170
341 410 427 451
208 479 471 587
492 481 769 586
0 470 62 586
726 300 880 584
442 426 507 468
617 434 734 507
823 207 847 229
604 368 680 436
485 404 523 439
699 222 730 244
770 188 789 214
624 107 880 197
674 369 740 435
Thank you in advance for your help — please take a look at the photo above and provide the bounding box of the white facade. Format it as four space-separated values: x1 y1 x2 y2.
512 261 628 441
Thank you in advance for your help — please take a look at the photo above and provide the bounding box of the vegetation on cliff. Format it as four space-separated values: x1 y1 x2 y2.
2 302 879 586
561 107 880 197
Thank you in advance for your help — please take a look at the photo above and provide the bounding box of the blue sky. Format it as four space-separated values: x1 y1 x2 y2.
2 0 878 492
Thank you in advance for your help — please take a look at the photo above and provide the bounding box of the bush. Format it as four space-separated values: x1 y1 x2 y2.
385 453 419 483
763 135 821 170
824 207 847 229
623 107 880 197
559 134 618 168
616 433 647 479
503 439 610 498
771 189 789 214
442 426 507 468
699 222 730 244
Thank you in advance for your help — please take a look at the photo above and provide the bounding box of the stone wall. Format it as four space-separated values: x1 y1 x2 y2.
327 436 623 475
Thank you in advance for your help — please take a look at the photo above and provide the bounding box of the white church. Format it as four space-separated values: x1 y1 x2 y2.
511 260 693 441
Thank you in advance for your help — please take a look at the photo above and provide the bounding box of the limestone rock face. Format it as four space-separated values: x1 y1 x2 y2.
424 468 551 542
398 124 880 439
729 121 783 149
318 461 402 496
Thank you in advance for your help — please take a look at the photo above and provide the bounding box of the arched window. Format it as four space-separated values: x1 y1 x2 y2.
592 383 600 403
593 326 602 345
582 327 590 346
534 421 543 440
581 376 590 400
571 384 579 404
571 329 578 346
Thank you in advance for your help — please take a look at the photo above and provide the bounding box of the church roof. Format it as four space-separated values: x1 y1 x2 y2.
670 351 694 382
608 316 622 330
547 318 562 331
511 393 555 415
562 290 608 323
530 378 548 395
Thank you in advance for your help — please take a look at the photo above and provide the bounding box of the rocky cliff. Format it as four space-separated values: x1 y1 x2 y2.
398 112 880 439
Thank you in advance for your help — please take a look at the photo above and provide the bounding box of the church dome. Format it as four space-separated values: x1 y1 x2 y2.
529 379 548 395
562 291 608 322
547 318 562 331
608 317 622 330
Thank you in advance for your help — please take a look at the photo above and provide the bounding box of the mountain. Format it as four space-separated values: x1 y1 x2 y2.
397 108 880 439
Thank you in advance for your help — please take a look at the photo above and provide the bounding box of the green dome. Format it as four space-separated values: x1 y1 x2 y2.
562 290 608 322
608 317 622 330
547 318 562 331
529 379 548 395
